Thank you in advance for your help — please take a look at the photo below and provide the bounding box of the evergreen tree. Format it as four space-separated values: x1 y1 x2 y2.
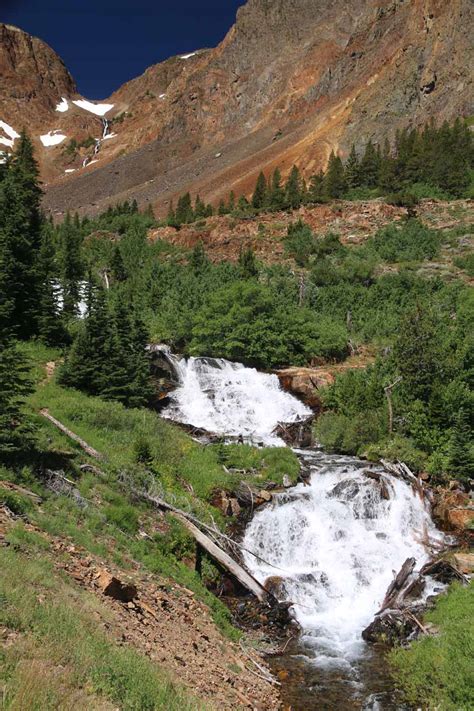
218 199 228 216
378 138 397 192
167 200 177 227
189 241 208 272
269 168 285 210
194 194 206 219
0 130 43 338
308 170 326 203
228 191 236 212
175 193 194 225
252 172 268 209
285 165 302 209
110 243 127 282
359 140 380 187
324 151 346 199
344 145 361 189
394 305 442 404
238 247 259 279
60 213 84 316
0 334 33 459
448 409 474 482
37 225 67 345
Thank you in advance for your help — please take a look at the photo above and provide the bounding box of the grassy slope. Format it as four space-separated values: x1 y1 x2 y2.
0 539 205 711
390 582 474 711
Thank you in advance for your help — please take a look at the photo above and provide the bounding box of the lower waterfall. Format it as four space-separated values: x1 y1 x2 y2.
161 354 446 708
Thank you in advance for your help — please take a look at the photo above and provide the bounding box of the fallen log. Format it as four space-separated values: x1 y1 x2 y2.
40 409 103 460
136 490 273 604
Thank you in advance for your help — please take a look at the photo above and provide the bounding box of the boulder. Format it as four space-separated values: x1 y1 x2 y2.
452 552 474 575
276 368 329 409
282 474 292 488
433 489 474 531
97 571 137 602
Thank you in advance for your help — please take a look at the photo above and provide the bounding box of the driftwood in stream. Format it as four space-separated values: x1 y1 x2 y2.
380 557 416 612
40 409 103 460
136 489 272 604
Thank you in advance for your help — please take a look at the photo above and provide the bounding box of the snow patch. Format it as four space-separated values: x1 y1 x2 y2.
55 97 69 112
65 168 76 173
159 93 166 99
72 100 114 116
180 52 196 60
103 132 117 140
40 130 67 147
0 120 20 148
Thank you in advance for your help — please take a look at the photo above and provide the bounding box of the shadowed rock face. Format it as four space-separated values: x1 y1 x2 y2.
1 0 473 217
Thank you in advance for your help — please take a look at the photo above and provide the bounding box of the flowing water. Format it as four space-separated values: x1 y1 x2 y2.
162 354 446 709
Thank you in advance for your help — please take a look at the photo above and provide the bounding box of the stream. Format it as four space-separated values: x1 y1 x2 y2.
161 354 446 710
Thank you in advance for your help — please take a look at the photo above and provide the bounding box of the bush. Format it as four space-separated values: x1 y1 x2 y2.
370 219 441 262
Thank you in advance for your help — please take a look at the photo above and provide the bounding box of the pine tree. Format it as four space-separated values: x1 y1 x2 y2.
167 200 177 226
448 409 474 482
252 172 268 209
110 243 127 282
194 194 206 219
269 168 285 210
60 213 84 316
175 193 193 225
218 199 228 216
359 140 380 188
0 333 33 459
344 145 361 189
37 225 67 345
308 170 326 203
378 138 397 192
228 191 236 212
285 165 302 209
238 247 259 279
0 130 43 338
324 151 346 199
189 241 208 272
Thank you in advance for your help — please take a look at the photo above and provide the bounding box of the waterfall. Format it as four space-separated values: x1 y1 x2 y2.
102 118 109 139
243 449 446 667
161 355 311 445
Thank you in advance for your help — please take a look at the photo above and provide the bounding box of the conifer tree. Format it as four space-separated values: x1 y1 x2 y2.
378 138 397 192
0 333 33 459
308 170 326 203
238 247 259 279
218 199 227 216
194 194 206 219
37 225 67 345
189 241 208 272
269 168 285 210
175 193 194 225
0 131 43 338
344 145 361 189
359 140 380 187
394 306 441 404
167 200 177 226
60 213 84 316
110 243 127 282
228 191 236 212
324 151 346 199
252 172 268 209
285 165 302 209
448 409 474 482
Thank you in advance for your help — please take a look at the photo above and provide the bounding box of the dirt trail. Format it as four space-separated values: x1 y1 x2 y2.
0 505 281 710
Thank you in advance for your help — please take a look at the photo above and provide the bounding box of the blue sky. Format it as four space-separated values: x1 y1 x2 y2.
3 0 244 98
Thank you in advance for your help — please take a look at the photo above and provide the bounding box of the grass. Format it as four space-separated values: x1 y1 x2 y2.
0 545 206 711
6 341 300 640
390 582 474 711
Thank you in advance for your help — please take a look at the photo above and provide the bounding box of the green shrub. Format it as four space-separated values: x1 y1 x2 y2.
0 491 33 516
370 219 441 262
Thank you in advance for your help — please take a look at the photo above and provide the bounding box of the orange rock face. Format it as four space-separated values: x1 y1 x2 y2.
1 0 473 218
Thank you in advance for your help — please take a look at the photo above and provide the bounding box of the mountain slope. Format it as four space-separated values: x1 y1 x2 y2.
1 0 472 218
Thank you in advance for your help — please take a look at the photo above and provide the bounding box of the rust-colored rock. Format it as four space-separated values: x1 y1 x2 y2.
97 570 138 602
452 552 474 575
434 489 474 532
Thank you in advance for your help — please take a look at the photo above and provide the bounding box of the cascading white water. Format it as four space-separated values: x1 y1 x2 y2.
162 355 311 445
243 449 446 668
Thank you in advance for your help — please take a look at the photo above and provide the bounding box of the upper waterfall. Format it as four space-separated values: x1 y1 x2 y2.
161 355 311 445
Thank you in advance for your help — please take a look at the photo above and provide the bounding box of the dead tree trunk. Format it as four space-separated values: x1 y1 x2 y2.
380 557 416 612
39 409 104 460
384 376 402 435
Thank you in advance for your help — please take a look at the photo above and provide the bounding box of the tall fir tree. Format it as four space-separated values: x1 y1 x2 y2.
359 139 380 188
448 409 474 482
60 212 84 316
252 172 268 209
0 130 43 338
285 165 302 209
269 168 285 210
324 151 346 199
344 145 361 189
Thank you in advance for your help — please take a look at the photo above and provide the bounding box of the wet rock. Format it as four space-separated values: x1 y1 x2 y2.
282 474 292 488
264 576 288 598
433 489 474 531
97 571 138 602
362 609 414 644
329 479 360 499
420 558 466 584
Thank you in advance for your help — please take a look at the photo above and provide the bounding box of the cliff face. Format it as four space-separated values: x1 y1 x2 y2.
1 0 472 217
